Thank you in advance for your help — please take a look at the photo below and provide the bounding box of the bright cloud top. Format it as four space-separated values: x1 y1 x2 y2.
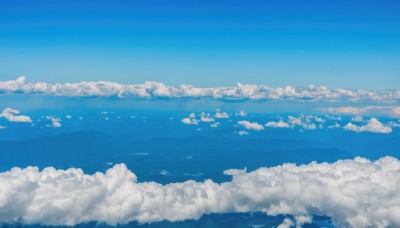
1 157 400 227
0 108 32 123
1 76 400 102
344 118 392 134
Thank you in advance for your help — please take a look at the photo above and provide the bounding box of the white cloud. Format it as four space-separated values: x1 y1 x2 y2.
0 125 6 129
317 106 400 117
0 108 32 123
46 116 62 128
238 130 249 136
388 121 400 128
210 122 220 128
351 116 364 122
238 120 264 131
181 118 199 125
277 218 294 228
235 110 247 117
200 112 215 123
1 157 400 227
2 76 400 102
265 120 290 128
65 115 72 119
344 118 392 133
288 116 302 126
327 122 341 129
223 167 247 176
215 111 229 119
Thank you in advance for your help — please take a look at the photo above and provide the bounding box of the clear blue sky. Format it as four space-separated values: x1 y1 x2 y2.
0 0 399 89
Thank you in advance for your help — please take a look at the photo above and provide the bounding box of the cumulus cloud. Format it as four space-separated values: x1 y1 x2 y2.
215 110 229 119
237 130 249 136
1 157 400 227
317 106 400 117
200 112 215 123
0 108 32 123
344 118 392 133
2 76 400 102
45 116 62 128
181 117 199 125
265 120 290 128
237 120 264 131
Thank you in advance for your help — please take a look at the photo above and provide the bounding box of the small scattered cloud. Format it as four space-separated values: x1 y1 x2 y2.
235 110 247 117
215 110 229 119
0 108 32 123
238 130 249 136
237 120 264 131
46 116 62 128
344 118 392 134
265 120 290 128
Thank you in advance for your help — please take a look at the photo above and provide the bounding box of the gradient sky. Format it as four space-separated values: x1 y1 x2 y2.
0 0 399 89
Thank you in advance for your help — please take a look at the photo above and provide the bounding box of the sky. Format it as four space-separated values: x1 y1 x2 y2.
1 0 399 89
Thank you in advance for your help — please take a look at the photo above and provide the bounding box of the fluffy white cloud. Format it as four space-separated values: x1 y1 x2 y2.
0 125 6 129
238 130 249 136
238 120 264 131
2 76 400 102
0 108 32 123
215 111 229 119
181 118 199 125
1 157 400 227
200 112 215 123
46 116 62 128
344 118 392 133
277 218 295 228
265 120 290 128
317 106 400 117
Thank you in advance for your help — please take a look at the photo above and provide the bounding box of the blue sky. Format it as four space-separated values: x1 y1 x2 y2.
0 0 399 88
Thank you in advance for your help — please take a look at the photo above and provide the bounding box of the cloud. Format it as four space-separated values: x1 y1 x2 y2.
317 106 400 117
210 122 220 128
0 125 6 129
344 118 392 133
200 112 215 123
235 110 247 117
351 116 364 122
265 120 290 128
238 130 249 136
181 118 199 125
45 116 62 128
1 157 400 227
215 111 229 119
277 218 295 228
0 108 32 123
237 120 264 131
2 76 400 102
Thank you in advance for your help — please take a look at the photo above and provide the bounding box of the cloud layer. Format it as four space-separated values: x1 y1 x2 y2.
1 157 400 227
317 106 400 117
1 76 400 102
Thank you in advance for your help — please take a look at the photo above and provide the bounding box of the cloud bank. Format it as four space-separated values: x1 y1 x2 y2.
1 157 400 227
1 76 400 102
317 106 400 117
